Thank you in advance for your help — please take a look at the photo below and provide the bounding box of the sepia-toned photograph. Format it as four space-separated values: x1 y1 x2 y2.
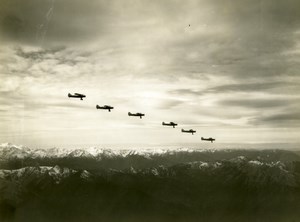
0 0 300 221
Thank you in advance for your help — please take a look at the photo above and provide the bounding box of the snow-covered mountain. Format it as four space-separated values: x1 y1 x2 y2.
1 143 300 172
68 149 94 158
1 144 300 222
165 156 297 187
0 143 29 159
0 143 214 160
0 165 90 184
0 157 297 188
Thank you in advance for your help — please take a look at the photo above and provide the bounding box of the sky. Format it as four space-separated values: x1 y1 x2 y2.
0 0 300 148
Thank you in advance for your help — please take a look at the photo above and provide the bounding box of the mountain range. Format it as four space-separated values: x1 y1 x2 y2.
1 143 300 222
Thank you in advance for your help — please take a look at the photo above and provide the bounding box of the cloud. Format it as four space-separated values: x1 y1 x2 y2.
163 0 300 81
169 81 300 97
1 0 300 145
218 98 296 109
156 99 185 109
2 0 300 82
250 111 300 127
15 46 66 61
169 89 202 97
208 82 300 95
0 0 108 44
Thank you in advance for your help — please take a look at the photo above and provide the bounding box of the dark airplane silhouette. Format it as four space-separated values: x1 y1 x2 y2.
128 112 145 119
162 122 178 128
201 137 215 143
181 129 196 135
68 93 86 100
96 105 114 112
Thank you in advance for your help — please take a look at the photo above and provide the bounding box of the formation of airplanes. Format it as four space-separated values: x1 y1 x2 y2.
68 93 216 142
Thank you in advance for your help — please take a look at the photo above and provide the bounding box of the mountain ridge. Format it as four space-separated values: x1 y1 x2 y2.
1 143 300 161
1 143 300 221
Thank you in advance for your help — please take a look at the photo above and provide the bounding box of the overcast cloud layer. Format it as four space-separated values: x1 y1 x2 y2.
0 0 300 147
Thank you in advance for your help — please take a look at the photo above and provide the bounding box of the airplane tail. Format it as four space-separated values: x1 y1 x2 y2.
201 137 204 140
181 129 184 132
96 105 100 109
128 112 131 116
68 93 71 97
162 122 165 125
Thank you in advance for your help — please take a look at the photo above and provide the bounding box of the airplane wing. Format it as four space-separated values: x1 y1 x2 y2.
75 93 84 96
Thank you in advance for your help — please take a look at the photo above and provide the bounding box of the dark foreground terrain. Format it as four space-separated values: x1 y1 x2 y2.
1 144 300 222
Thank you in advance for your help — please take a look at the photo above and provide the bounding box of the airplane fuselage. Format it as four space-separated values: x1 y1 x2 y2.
128 112 145 119
96 105 114 112
181 129 196 135
162 122 178 128
68 93 86 100
201 137 215 143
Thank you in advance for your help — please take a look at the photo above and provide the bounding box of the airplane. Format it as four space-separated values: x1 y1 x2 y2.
128 112 145 119
181 129 196 135
68 93 86 100
162 122 178 128
201 137 216 143
96 105 114 112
